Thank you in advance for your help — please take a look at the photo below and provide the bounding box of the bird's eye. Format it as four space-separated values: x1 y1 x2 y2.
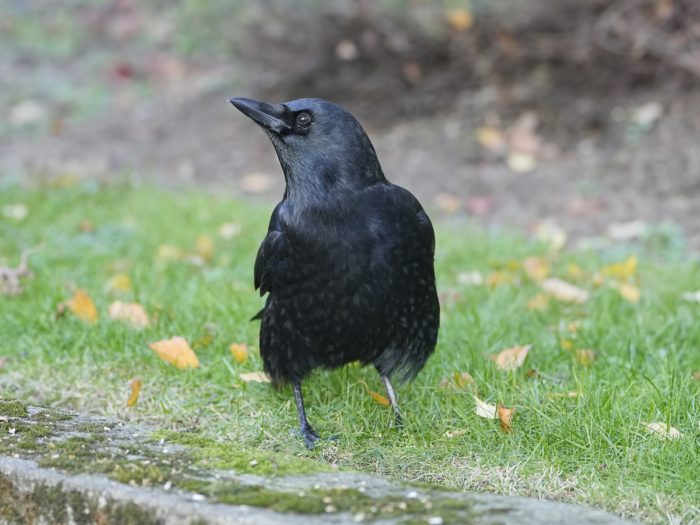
295 112 312 127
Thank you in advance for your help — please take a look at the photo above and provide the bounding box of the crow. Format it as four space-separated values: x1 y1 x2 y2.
229 97 439 448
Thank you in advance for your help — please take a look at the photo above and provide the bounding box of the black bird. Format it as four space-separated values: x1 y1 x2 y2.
229 97 439 448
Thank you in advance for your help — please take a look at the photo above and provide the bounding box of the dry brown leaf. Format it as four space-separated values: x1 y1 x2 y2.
240 371 270 383
126 378 142 407
642 422 682 440
485 271 517 287
523 256 549 281
66 289 98 324
560 338 574 351
229 343 248 364
446 8 473 31
491 345 531 371
105 274 132 293
612 282 641 303
149 337 199 369
108 301 150 328
474 395 497 419
497 403 516 433
358 380 390 407
196 235 214 262
526 293 549 311
575 348 596 367
542 278 589 304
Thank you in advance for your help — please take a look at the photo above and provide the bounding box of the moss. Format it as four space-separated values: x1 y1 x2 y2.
110 461 171 486
76 422 107 433
151 430 329 476
0 398 29 417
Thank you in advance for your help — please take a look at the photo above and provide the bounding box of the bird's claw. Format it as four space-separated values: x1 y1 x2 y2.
301 425 321 449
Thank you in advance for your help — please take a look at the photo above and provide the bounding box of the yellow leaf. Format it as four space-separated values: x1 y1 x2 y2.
523 256 549 281
491 345 531 371
370 391 391 407
497 403 515 433
66 289 98 324
196 235 215 262
527 293 549 311
149 337 199 369
126 378 141 407
575 348 596 367
105 274 132 293
446 8 473 31
240 371 270 383
476 126 505 153
541 278 589 304
642 422 682 440
229 343 248 364
474 395 497 419
612 282 641 303
192 332 215 350
567 263 584 280
567 321 582 333
486 271 516 287
560 338 574 351
108 301 150 328
601 256 637 281
156 244 182 262
439 371 475 389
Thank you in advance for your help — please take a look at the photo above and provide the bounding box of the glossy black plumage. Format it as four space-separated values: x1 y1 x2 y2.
229 97 439 447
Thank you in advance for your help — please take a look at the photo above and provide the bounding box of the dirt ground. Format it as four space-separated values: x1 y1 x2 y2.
2 0 700 249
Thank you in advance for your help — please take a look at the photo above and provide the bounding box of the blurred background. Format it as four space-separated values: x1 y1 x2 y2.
2 0 699 249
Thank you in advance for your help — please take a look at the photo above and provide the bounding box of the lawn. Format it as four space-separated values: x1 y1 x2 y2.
1 179 699 524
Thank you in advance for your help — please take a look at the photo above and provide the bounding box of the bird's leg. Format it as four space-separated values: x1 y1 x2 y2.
380 374 404 428
293 382 320 448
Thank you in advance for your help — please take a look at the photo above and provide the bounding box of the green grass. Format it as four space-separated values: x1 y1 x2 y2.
1 180 699 524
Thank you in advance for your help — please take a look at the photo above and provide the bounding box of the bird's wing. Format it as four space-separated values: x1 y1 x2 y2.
381 183 435 255
254 204 288 296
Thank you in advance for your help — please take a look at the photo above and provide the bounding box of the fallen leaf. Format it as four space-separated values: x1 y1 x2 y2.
497 403 515 433
149 337 199 369
526 293 549 311
446 8 473 31
445 429 466 438
567 263 585 280
229 343 248 364
126 378 142 407
681 291 700 302
240 172 275 193
476 126 505 153
457 271 483 285
156 244 182 262
542 278 589 304
2 203 28 221
546 391 581 399
491 345 531 371
575 348 596 367
560 338 574 351
439 372 475 389
78 219 94 233
108 301 150 328
611 282 641 303
523 256 549 281
433 192 461 213
692 371 700 381
567 321 582 333
535 220 567 252
358 380 390 407
240 371 270 383
506 151 537 173
66 290 98 324
196 235 214 262
601 256 637 281
105 274 132 293
486 271 517 287
218 223 241 240
642 422 682 440
474 395 497 419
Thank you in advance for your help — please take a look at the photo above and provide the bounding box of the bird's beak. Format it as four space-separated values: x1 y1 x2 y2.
228 97 291 134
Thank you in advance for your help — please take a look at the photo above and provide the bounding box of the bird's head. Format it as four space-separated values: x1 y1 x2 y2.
229 97 385 198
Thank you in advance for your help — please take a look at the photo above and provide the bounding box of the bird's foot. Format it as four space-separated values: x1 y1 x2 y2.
392 412 404 429
300 424 321 449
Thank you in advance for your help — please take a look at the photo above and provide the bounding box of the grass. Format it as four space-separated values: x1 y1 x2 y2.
1 179 699 525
